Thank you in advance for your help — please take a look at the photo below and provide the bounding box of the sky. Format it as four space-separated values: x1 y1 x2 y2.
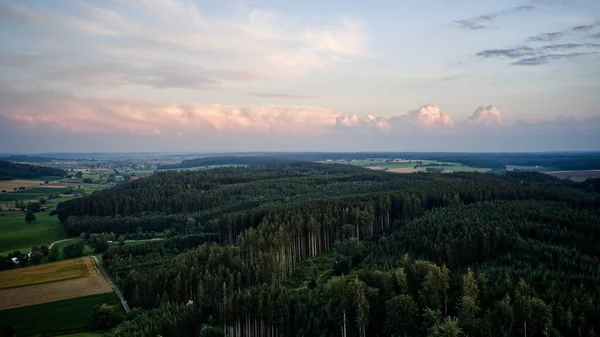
0 0 599 153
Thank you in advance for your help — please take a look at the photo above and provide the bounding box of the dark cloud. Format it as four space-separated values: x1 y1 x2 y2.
477 44 600 65
526 32 565 42
573 21 600 32
591 32 600 39
440 76 461 81
453 5 534 30
476 47 536 58
247 93 320 99
511 52 598 66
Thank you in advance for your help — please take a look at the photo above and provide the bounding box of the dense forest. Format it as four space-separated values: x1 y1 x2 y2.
12 158 600 336
0 160 65 180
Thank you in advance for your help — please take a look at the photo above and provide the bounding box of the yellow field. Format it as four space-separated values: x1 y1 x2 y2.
389 167 416 173
0 275 112 310
0 180 57 190
0 257 98 290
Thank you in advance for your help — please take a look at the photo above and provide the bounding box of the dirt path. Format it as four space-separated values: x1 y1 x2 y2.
49 238 72 249
90 256 130 313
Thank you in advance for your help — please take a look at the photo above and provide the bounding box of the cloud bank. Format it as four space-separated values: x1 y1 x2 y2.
1 90 598 152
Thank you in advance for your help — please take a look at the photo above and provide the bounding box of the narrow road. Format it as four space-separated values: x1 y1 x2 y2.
48 238 72 249
90 255 131 313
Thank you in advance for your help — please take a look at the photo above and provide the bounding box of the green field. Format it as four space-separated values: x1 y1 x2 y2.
0 211 66 254
0 187 70 202
0 292 122 337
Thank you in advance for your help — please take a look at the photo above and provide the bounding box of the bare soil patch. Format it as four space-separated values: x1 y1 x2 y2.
0 180 57 190
0 275 112 310
388 167 416 173
546 170 600 179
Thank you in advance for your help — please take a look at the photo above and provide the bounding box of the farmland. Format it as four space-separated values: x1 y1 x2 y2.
0 179 63 190
0 257 97 290
546 169 600 180
0 292 121 337
346 159 492 173
0 187 71 202
0 274 112 310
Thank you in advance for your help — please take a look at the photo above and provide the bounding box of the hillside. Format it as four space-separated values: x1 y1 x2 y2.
0 160 65 181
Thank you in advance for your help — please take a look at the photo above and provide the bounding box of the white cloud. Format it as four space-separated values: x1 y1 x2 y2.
468 105 502 125
389 104 455 127
0 0 371 91
336 114 389 129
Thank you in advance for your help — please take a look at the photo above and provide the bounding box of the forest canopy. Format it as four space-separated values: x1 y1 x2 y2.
10 157 600 337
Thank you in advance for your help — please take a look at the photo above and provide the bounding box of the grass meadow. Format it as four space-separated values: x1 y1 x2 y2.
0 211 67 254
0 292 122 337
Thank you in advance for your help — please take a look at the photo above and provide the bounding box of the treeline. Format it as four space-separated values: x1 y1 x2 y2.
158 156 311 169
224 151 600 170
0 160 65 180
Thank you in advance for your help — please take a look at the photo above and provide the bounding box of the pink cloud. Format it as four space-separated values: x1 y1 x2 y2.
468 105 502 125
1 94 339 136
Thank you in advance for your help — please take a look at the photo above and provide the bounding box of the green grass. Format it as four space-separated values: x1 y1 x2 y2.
285 253 335 290
0 292 122 337
53 239 94 260
0 211 66 254
0 187 71 202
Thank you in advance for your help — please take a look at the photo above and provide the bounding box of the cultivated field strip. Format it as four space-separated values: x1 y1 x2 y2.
0 257 97 290
0 275 112 310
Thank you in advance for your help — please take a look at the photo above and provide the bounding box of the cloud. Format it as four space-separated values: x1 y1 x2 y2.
511 52 598 65
525 32 565 42
468 106 502 125
0 1 371 91
389 104 455 127
440 76 461 81
0 89 339 135
476 43 600 65
453 5 534 30
590 32 600 39
573 20 600 31
336 114 389 129
247 93 320 99
477 47 536 58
